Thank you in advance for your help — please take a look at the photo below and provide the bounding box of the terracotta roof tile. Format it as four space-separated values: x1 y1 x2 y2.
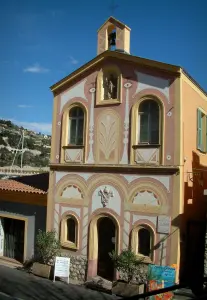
0 180 47 194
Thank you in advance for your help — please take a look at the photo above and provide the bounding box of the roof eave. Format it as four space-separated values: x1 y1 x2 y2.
50 51 181 94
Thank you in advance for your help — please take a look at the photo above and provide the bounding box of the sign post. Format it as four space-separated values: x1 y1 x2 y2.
53 256 70 284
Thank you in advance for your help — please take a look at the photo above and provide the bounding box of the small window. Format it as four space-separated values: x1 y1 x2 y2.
138 227 151 256
69 107 84 145
138 100 160 144
61 215 78 249
67 217 76 244
197 108 207 152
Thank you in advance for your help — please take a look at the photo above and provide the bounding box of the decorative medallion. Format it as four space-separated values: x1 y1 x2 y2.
166 155 171 161
167 111 172 117
56 155 59 159
89 87 96 93
57 121 61 126
98 186 114 207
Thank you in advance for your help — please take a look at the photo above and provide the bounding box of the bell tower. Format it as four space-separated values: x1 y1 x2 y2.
97 16 131 55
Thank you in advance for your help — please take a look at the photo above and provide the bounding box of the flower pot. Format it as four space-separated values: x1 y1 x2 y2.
32 262 51 279
112 280 145 297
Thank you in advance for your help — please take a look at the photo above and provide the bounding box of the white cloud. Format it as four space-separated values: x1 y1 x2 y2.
18 104 33 108
69 56 78 65
10 119 52 134
23 63 50 73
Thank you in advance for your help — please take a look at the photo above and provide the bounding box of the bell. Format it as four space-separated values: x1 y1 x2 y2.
108 31 116 46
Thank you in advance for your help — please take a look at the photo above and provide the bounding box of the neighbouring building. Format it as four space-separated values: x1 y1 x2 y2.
47 17 207 283
0 173 48 265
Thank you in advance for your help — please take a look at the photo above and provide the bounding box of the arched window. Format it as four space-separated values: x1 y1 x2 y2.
138 227 151 256
131 224 154 261
138 100 160 144
68 106 84 145
61 215 79 250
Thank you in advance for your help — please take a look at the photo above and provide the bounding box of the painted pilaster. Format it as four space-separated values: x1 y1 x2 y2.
120 82 132 164
87 88 96 163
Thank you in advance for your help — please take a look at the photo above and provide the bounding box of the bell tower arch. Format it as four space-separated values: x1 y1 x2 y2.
97 16 131 55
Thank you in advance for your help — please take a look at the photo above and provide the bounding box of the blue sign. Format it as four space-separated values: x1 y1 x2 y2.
148 264 176 288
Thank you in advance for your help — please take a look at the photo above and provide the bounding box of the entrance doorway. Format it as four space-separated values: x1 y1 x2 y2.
1 217 25 262
97 217 116 280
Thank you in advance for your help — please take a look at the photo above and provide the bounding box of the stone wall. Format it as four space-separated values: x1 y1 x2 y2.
65 254 87 282
119 263 148 284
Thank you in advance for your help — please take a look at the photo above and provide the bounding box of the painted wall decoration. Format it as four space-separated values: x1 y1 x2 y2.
134 148 160 165
87 87 96 163
133 71 170 103
61 185 83 199
133 190 159 206
95 109 120 164
64 148 83 163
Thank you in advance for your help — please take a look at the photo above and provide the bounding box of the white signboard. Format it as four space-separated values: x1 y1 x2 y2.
0 218 4 256
53 256 70 284
157 215 171 234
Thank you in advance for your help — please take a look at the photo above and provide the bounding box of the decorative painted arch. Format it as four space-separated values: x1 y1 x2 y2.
55 174 87 203
128 178 169 214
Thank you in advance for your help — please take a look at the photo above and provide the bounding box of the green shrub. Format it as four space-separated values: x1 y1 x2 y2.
35 230 61 265
109 249 144 283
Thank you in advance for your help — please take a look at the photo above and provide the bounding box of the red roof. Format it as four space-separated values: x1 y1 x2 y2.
0 179 47 194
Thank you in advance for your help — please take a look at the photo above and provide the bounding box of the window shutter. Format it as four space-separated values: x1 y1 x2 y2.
206 115 207 153
197 109 202 150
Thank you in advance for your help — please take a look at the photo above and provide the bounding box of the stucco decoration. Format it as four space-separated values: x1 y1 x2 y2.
123 211 130 249
132 214 157 227
121 174 170 192
134 147 160 164
54 203 60 237
133 190 159 206
60 79 88 113
87 87 96 163
61 185 83 199
61 206 81 218
64 148 83 163
82 207 88 255
133 71 170 103
129 180 169 214
120 82 132 164
96 109 120 164
55 171 95 184
92 185 121 215
98 186 114 207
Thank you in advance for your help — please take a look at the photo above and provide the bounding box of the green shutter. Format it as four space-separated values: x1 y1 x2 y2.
197 109 202 150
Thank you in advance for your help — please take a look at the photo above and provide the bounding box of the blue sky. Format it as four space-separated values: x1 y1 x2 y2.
0 0 207 134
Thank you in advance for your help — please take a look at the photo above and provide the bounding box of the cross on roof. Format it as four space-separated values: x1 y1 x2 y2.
109 0 119 15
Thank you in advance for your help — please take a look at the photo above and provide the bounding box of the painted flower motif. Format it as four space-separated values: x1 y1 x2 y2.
166 155 171 160
167 111 172 117
89 87 96 93
57 121 61 126
56 155 59 159
124 82 132 88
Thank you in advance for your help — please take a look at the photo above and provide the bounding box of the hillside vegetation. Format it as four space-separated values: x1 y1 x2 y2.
0 119 51 168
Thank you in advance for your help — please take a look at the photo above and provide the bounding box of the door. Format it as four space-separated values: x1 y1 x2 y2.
186 220 206 292
97 217 116 280
3 218 25 262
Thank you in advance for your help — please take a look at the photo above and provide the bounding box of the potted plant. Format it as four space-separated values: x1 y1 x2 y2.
32 229 61 279
109 249 146 297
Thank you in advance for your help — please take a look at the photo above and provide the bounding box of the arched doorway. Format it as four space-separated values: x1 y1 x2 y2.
97 217 116 280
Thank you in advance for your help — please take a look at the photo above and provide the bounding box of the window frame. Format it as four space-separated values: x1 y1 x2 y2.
60 214 79 250
60 103 88 164
68 106 84 146
138 100 160 145
131 224 154 262
197 108 207 153
130 97 163 165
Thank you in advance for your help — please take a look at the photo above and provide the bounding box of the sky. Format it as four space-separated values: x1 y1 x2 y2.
0 0 207 134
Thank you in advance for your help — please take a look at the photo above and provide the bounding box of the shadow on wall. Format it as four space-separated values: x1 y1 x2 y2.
179 151 207 292
14 172 49 192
